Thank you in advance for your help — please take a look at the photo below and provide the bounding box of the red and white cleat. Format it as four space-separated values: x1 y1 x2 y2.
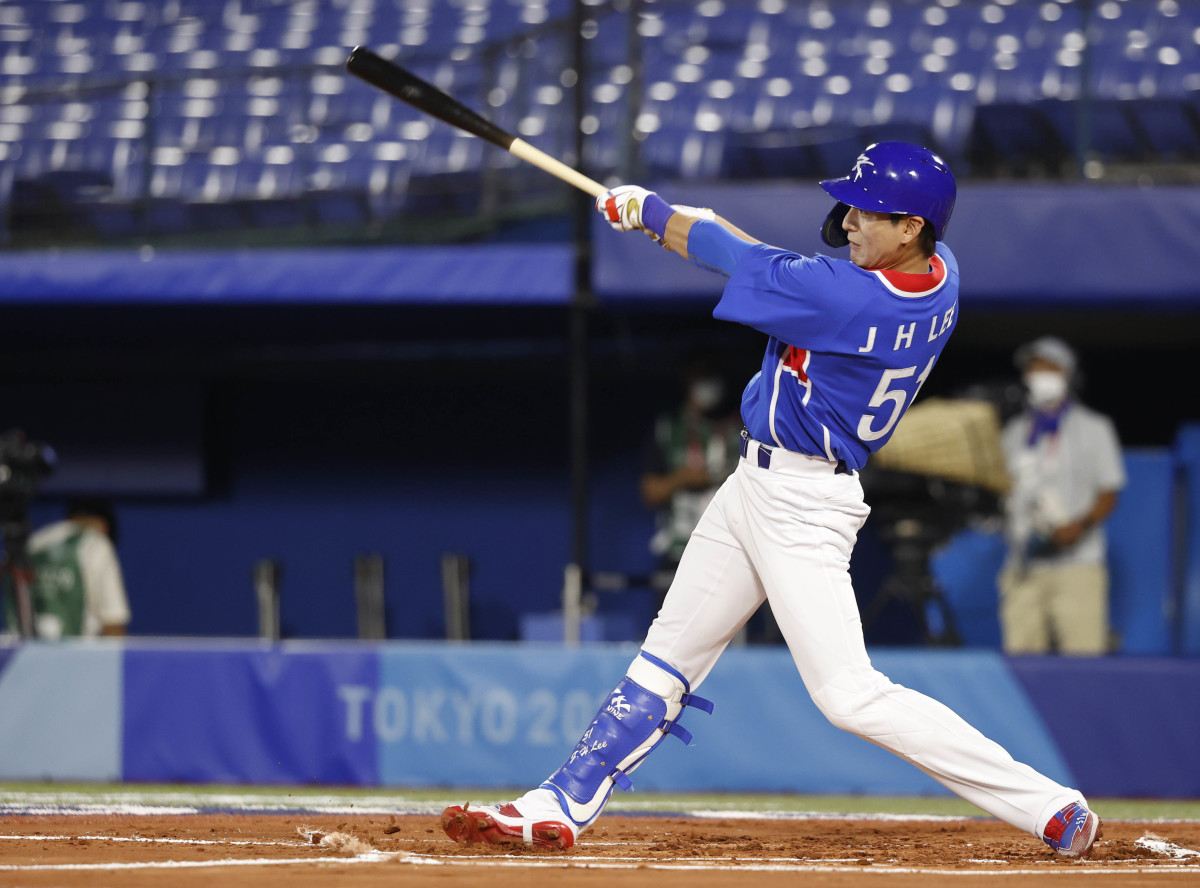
441 792 577 851
1042 801 1103 858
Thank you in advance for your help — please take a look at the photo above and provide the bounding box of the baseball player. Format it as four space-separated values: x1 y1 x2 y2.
442 142 1101 859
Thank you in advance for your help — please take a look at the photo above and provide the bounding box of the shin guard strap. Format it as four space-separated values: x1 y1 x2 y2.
664 720 694 746
638 650 692 691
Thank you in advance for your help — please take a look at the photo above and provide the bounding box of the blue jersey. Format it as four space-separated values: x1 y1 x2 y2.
714 242 959 470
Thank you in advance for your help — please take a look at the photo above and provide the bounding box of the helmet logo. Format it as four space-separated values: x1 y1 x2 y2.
851 153 875 181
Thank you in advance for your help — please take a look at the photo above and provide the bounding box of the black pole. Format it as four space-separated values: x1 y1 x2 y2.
569 2 592 584
1074 0 1094 178
619 0 643 182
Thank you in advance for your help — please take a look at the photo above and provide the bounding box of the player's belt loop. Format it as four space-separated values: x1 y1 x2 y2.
757 444 772 469
739 430 774 469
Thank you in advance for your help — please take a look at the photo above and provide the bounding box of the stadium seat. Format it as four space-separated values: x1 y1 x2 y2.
1129 98 1200 160
1039 98 1149 163
968 102 1070 177
4 0 1199 232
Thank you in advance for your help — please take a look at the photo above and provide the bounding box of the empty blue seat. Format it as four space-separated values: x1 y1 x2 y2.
1129 98 1200 159
1039 98 1147 161
4 0 1198 231
641 124 725 179
968 102 1069 175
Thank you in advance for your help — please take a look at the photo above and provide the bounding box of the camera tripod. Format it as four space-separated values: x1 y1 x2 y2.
1 517 38 639
859 514 961 647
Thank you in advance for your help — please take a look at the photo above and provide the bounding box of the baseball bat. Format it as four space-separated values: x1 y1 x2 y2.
345 46 607 198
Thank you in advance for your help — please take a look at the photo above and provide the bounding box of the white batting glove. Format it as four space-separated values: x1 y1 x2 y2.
596 184 656 233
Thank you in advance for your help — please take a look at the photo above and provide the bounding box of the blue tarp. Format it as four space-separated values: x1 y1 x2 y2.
593 183 1200 308
0 244 575 304
4 640 1196 796
1177 423 1200 654
1011 656 1200 798
2 185 1197 308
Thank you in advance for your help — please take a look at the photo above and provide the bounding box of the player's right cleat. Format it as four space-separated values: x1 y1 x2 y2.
441 790 577 850
1042 801 1102 858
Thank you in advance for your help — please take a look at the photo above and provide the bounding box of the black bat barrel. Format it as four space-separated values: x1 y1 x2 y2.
345 46 516 150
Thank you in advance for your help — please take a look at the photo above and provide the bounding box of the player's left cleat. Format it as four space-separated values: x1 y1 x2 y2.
1042 801 1102 858
441 789 577 851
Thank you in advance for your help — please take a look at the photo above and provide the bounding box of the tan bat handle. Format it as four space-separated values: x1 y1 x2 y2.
509 139 608 199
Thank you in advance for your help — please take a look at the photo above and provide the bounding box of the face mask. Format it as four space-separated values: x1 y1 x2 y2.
1025 370 1068 408
690 378 725 412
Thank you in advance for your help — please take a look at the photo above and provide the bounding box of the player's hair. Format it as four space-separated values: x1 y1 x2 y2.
67 498 119 544
889 213 937 257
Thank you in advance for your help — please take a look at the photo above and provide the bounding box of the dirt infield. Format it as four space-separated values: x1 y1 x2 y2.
2 811 1199 888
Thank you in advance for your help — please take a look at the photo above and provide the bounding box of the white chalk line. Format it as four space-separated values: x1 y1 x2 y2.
0 804 202 816
0 833 300 848
3 851 1198 878
2 799 1198 878
0 854 392 872
7 801 1195 826
1 792 1197 825
380 851 1200 876
2 831 1199 878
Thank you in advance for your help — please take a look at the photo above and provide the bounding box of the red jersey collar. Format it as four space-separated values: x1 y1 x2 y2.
873 253 947 297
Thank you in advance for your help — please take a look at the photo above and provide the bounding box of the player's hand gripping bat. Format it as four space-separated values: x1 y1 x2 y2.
345 46 606 199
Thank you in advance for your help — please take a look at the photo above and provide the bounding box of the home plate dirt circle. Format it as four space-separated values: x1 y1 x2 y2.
1 812 1198 888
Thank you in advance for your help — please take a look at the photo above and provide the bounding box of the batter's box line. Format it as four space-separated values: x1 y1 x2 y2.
0 854 393 873
389 852 1200 876
0 833 301 848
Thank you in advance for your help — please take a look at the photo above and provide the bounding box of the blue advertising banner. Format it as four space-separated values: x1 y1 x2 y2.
593 184 1200 309
371 643 627 788
364 644 1073 796
122 640 378 784
650 647 1075 795
0 642 122 781
0 640 1188 796
0 245 574 304
1011 656 1200 798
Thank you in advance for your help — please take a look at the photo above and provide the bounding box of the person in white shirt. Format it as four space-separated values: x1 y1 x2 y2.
999 337 1125 655
25 499 130 639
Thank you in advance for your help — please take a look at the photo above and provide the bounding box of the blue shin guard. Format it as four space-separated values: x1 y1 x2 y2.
541 651 713 830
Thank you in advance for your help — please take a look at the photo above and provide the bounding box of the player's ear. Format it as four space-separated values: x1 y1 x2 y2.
902 215 925 244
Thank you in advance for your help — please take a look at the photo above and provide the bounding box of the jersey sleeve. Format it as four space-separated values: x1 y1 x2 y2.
82 535 131 629
685 219 757 277
714 245 864 350
640 417 669 476
1000 416 1024 466
1091 415 1127 491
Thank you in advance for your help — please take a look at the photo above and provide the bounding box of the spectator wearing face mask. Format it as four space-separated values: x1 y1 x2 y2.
640 353 743 584
997 337 1125 655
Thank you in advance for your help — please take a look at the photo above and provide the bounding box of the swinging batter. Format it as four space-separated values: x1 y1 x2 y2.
442 142 1101 859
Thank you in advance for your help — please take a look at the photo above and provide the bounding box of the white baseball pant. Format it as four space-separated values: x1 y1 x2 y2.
642 437 1083 838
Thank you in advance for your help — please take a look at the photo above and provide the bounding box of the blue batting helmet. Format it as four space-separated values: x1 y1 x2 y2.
819 141 957 248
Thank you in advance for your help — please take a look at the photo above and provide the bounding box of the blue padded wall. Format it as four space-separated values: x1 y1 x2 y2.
1177 424 1200 654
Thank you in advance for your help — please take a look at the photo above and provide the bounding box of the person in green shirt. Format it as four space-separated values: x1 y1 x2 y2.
16 500 130 639
640 353 743 577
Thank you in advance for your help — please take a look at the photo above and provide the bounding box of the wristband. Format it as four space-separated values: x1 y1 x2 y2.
641 193 674 239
